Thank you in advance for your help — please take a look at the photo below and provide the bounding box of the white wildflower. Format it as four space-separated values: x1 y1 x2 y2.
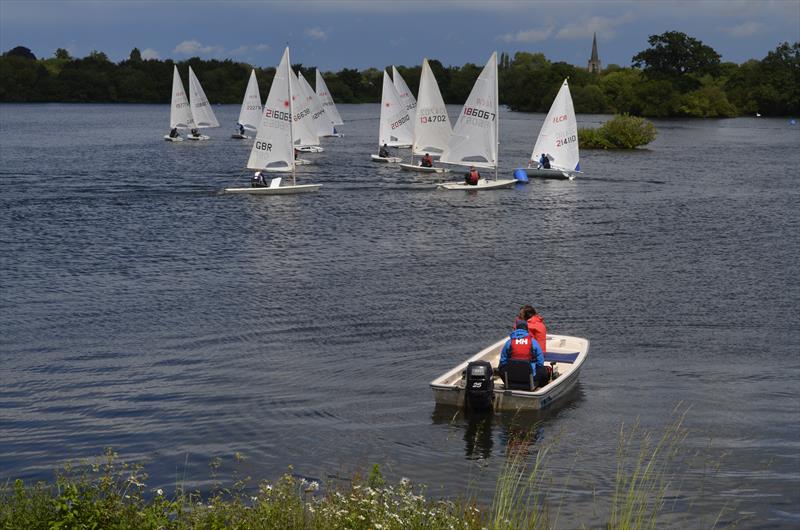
400 477 411 487
156 488 163 496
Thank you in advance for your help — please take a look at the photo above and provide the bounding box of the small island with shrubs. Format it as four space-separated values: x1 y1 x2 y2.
579 115 658 149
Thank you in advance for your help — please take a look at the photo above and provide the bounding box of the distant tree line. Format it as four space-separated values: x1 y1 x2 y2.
1 32 797 117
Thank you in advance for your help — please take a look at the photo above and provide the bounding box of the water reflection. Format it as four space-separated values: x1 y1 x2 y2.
431 383 585 460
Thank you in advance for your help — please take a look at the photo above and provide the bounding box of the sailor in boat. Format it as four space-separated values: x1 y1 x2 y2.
499 320 548 388
378 143 391 158
251 171 267 188
537 153 551 169
168 127 180 139
420 153 433 168
236 122 245 136
190 128 201 139
464 166 480 186
514 305 547 353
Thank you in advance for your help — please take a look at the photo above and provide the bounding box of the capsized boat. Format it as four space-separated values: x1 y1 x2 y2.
430 334 589 411
527 79 581 180
223 47 320 195
437 52 516 190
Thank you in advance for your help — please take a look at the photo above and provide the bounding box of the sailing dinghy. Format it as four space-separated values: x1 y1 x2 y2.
223 47 320 195
399 58 452 174
526 79 580 180
371 70 413 162
437 52 516 191
290 69 323 153
164 66 194 142
315 69 344 137
392 66 417 123
232 69 262 139
187 66 219 141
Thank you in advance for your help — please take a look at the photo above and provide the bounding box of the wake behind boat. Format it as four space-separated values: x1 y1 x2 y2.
430 334 589 412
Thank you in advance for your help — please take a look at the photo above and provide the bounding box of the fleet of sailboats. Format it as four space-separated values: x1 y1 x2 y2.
165 48 582 195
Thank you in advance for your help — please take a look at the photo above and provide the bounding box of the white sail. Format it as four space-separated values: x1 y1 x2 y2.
379 70 413 147
412 58 451 156
392 66 417 122
289 70 319 147
315 69 343 126
440 52 498 169
188 66 219 128
530 79 580 172
246 48 294 172
298 72 335 137
237 69 262 131
169 66 194 129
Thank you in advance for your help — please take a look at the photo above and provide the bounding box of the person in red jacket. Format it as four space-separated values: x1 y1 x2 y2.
513 305 547 353
465 166 480 185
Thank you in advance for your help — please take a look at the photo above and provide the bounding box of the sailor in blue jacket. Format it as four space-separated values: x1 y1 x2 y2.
499 321 548 387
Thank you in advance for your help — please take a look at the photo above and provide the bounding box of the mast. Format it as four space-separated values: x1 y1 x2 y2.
494 51 499 181
288 48 296 186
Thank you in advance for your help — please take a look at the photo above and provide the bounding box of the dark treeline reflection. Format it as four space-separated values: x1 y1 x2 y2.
1 32 797 117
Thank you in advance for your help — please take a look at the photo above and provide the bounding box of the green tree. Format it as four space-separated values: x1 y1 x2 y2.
55 48 72 60
4 46 36 60
632 31 721 89
129 47 142 62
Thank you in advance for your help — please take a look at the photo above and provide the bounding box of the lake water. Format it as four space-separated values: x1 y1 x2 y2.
1 104 798 528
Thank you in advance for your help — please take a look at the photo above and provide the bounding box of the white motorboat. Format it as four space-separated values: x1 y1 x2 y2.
430 334 589 412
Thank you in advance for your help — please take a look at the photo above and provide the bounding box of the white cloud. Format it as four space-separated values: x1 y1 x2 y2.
254 43 270 52
719 21 765 37
497 27 554 43
555 13 635 40
229 45 249 56
173 39 222 55
140 48 160 60
304 27 328 40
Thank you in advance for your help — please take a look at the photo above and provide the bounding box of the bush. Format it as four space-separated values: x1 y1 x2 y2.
579 114 657 149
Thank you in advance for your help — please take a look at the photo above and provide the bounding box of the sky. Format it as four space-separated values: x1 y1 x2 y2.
1 0 798 70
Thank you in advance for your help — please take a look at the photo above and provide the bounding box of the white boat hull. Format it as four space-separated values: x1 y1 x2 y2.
187 134 211 141
399 163 449 173
527 167 576 180
438 178 517 191
294 158 313 165
223 184 321 195
163 135 183 142
430 334 589 412
296 145 324 153
371 154 402 163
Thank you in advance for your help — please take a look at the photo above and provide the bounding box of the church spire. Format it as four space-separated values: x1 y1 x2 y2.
588 32 601 73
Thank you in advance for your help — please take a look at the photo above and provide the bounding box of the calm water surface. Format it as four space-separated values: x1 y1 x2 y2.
1 104 798 528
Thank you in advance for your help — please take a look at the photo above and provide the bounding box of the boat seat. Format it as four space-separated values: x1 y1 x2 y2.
543 352 579 363
501 360 535 391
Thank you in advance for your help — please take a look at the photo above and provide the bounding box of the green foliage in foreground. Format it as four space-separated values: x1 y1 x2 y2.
0 411 738 529
579 115 658 149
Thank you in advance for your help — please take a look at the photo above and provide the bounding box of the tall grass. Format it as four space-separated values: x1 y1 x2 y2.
0 411 737 529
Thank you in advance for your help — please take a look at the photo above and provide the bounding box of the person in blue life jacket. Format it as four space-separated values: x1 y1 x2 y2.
498 320 549 387
538 153 551 169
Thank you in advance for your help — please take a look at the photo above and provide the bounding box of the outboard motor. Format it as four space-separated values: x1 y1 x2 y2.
465 361 494 412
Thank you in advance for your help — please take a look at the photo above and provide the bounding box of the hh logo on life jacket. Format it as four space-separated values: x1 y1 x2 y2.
514 338 529 345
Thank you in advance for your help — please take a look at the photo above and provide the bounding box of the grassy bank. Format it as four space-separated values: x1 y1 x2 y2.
1 411 736 529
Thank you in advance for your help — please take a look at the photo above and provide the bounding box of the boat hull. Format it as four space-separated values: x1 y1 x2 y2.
187 134 211 141
163 135 184 142
231 133 249 139
297 145 324 153
430 334 589 412
371 154 402 163
527 167 576 180
399 163 449 173
438 179 517 191
223 184 321 195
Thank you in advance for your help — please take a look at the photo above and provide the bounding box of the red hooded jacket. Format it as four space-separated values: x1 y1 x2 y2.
527 314 547 353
